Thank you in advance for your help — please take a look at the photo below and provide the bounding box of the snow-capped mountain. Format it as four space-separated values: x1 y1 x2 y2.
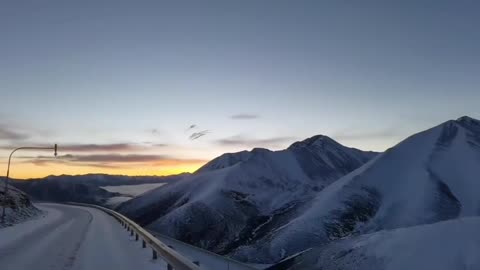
117 135 376 256
239 116 480 264
0 184 40 227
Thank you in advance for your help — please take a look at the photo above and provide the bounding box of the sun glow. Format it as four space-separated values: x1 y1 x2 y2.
4 160 206 180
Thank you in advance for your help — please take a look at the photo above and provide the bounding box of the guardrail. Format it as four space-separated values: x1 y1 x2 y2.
151 232 260 270
67 202 202 270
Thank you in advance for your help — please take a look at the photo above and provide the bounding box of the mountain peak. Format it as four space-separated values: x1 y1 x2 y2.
288 135 339 149
456 115 480 125
454 116 480 133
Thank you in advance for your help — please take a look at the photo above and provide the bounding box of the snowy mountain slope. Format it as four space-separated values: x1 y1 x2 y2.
196 150 252 173
267 217 480 270
0 184 40 227
236 116 480 263
117 135 376 256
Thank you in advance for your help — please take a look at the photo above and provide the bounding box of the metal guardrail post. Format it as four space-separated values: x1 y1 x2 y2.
66 202 202 270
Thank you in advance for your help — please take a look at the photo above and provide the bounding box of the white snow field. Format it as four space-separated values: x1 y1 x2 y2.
0 203 172 270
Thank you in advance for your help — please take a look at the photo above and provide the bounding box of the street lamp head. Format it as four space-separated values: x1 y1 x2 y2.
54 144 57 156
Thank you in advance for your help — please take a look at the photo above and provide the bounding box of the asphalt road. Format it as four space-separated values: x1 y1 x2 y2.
0 203 164 270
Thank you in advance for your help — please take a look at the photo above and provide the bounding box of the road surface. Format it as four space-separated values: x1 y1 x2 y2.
0 203 167 270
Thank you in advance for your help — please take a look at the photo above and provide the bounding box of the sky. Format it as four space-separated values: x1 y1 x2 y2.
0 1 479 179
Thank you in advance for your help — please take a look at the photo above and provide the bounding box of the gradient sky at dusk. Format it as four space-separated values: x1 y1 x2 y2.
1 1 479 178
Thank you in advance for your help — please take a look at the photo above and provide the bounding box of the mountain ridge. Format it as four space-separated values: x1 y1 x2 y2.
117 134 378 258
234 116 480 263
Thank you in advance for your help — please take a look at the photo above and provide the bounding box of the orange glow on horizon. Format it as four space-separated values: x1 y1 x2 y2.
5 161 207 180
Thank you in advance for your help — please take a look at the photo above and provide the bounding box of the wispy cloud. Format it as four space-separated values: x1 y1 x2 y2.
150 143 169 147
150 129 161 135
230 114 260 120
215 135 295 148
30 158 121 169
0 142 169 152
185 124 197 133
29 154 207 169
54 154 168 163
60 143 145 152
0 124 29 141
189 130 210 140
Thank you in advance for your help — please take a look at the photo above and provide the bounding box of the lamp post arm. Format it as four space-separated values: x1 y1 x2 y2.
2 145 57 224
6 147 56 178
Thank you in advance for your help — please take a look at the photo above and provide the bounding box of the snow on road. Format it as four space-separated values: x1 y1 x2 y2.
0 203 169 270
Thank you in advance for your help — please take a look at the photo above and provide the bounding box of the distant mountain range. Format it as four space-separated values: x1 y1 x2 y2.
10 174 182 205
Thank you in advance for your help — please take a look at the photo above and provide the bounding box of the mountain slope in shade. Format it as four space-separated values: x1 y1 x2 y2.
236 116 480 263
117 135 376 256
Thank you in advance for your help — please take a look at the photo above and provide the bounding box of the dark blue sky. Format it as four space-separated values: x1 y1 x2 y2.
1 1 479 177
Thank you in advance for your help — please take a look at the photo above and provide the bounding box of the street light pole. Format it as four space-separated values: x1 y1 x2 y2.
1 144 57 224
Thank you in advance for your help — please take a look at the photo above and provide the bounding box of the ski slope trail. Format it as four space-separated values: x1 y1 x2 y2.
0 203 166 270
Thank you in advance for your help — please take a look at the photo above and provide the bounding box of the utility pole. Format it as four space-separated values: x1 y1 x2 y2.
1 144 57 224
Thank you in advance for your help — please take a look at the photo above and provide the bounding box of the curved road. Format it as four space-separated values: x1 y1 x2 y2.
0 203 166 270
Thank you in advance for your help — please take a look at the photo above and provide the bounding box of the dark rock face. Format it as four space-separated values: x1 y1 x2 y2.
220 199 305 255
324 187 382 240
428 170 461 222
166 202 231 251
456 116 480 148
436 122 458 147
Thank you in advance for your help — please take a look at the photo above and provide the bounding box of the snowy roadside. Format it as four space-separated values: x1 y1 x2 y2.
0 205 42 228
0 186 43 228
